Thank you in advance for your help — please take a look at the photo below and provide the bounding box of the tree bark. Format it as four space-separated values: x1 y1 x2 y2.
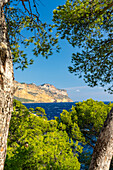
0 1 14 170
89 108 113 170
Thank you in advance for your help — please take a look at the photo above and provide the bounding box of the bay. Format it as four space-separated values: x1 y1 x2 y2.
23 101 112 120
23 102 76 120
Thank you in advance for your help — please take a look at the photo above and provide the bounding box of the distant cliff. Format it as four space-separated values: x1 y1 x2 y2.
14 81 73 103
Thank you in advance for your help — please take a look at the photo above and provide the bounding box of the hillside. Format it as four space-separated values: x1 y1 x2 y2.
14 81 73 103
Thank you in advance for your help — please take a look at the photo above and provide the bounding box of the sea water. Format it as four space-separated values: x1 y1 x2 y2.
23 102 76 119
23 101 111 120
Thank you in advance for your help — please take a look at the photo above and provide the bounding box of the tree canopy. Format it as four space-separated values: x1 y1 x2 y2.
58 99 113 169
5 99 113 169
5 100 81 169
53 0 113 93
4 0 60 70
5 0 113 92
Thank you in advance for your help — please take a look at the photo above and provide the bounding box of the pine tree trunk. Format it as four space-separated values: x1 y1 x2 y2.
0 1 14 170
89 107 113 170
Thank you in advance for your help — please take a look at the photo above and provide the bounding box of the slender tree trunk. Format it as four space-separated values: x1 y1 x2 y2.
89 108 113 170
0 1 14 170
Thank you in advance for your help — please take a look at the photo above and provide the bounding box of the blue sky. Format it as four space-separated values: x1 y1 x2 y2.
14 0 113 101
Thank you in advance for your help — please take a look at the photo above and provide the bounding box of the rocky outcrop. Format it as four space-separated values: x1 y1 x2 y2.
14 81 73 103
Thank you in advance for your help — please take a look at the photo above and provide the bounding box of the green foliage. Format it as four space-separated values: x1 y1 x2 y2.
59 99 113 145
4 1 60 70
5 99 113 169
74 99 113 139
35 107 46 117
58 99 113 169
28 107 47 119
53 0 113 93
58 109 85 143
5 100 81 169
14 96 35 103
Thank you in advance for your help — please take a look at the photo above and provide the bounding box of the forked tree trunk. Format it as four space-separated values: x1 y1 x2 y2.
0 1 14 170
89 107 113 170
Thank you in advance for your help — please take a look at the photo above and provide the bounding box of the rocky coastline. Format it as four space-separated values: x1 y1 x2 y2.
14 81 73 103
